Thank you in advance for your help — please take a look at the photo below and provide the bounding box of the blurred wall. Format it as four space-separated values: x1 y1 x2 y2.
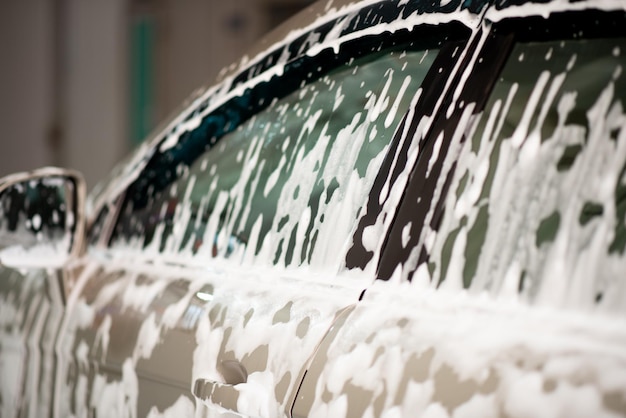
139 0 314 141
0 0 313 189
0 1 55 176
64 0 129 189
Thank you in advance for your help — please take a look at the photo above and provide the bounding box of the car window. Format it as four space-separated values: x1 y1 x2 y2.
111 45 440 271
413 37 626 310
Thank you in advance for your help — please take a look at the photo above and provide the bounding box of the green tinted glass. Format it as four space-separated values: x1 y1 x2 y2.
113 47 439 271
426 38 626 311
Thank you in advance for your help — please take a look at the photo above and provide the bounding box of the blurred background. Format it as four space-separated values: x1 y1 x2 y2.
0 0 315 189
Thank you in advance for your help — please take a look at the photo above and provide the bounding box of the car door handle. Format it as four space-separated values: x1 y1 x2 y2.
218 359 248 385
193 360 248 414
193 378 242 413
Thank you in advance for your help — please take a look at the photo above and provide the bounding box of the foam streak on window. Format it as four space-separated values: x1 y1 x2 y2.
112 47 437 273
413 38 626 314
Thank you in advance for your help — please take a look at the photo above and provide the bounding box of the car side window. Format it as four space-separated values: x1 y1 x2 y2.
111 45 440 271
416 36 626 310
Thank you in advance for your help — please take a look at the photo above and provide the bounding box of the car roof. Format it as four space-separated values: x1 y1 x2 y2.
216 0 626 86
214 0 487 84
86 0 626 219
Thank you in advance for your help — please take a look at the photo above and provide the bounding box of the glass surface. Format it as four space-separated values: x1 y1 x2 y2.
421 38 626 310
112 46 440 271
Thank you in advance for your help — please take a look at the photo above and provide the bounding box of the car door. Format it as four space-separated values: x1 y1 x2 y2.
292 3 626 417
0 267 66 418
53 1 481 417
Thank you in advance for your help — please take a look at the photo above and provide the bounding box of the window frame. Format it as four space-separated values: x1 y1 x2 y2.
376 8 626 282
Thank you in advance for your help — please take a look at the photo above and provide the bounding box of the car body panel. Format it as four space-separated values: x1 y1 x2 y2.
0 268 64 418
294 280 626 417
54 257 367 417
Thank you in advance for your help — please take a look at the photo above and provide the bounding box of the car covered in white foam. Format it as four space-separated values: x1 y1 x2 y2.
1 0 626 417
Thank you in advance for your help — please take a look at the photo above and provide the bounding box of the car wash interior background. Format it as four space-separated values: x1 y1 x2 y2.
0 0 314 188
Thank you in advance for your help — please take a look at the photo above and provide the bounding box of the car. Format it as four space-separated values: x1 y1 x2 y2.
1 0 626 416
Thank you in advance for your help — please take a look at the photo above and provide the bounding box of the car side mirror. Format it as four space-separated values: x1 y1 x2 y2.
0 168 86 268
